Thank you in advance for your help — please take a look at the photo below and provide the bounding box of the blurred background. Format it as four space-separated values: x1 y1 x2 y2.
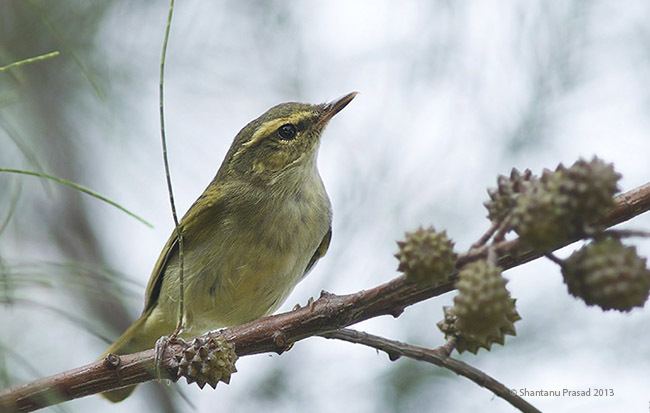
1 1 649 412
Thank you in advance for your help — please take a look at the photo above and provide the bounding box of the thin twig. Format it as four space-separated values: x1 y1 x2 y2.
320 329 541 413
0 168 152 227
493 215 513 242
438 338 456 357
544 252 564 267
158 0 185 332
0 51 60 73
487 245 498 265
471 221 498 249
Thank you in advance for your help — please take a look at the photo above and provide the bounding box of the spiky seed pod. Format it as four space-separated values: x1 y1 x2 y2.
562 237 650 312
395 226 457 286
510 182 575 250
174 335 238 389
512 157 621 250
484 168 536 223
543 157 621 226
442 261 520 354
437 306 483 354
438 305 521 354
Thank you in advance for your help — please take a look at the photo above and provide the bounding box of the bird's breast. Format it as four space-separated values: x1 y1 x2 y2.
176 180 331 335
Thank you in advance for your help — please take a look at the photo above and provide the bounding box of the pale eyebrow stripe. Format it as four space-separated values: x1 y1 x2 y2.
243 111 314 147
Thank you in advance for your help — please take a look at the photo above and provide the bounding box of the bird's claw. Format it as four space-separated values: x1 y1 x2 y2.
154 330 188 380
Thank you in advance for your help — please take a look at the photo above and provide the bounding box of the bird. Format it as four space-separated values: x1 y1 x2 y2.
101 92 357 402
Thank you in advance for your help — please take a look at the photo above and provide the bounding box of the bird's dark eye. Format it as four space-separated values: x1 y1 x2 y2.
277 124 297 140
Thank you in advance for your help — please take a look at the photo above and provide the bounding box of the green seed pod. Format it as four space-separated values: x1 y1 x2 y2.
438 261 520 354
512 157 621 250
544 157 621 225
565 157 620 219
511 182 575 250
562 237 650 312
395 226 457 286
484 168 536 224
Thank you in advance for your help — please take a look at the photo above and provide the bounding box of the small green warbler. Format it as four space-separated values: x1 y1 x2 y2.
102 92 357 402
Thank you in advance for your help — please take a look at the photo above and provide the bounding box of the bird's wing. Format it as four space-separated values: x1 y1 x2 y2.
142 185 223 313
142 231 178 313
301 226 332 280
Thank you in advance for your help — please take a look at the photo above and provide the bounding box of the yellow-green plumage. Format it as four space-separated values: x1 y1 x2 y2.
102 93 356 402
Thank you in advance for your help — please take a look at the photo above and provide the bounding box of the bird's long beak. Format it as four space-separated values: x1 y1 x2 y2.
318 91 358 125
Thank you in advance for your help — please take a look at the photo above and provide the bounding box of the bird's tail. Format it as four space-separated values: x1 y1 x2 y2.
100 310 154 403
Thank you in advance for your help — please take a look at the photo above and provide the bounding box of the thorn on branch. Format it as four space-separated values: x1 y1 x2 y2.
387 351 401 361
319 290 335 299
389 307 404 318
103 353 121 369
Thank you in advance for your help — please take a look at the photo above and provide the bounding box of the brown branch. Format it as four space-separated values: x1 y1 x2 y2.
320 329 541 413
1 182 649 412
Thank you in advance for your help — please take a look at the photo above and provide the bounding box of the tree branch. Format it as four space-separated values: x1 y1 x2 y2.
320 329 541 413
1 182 649 412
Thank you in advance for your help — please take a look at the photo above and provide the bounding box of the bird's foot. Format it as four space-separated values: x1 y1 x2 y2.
154 330 188 381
